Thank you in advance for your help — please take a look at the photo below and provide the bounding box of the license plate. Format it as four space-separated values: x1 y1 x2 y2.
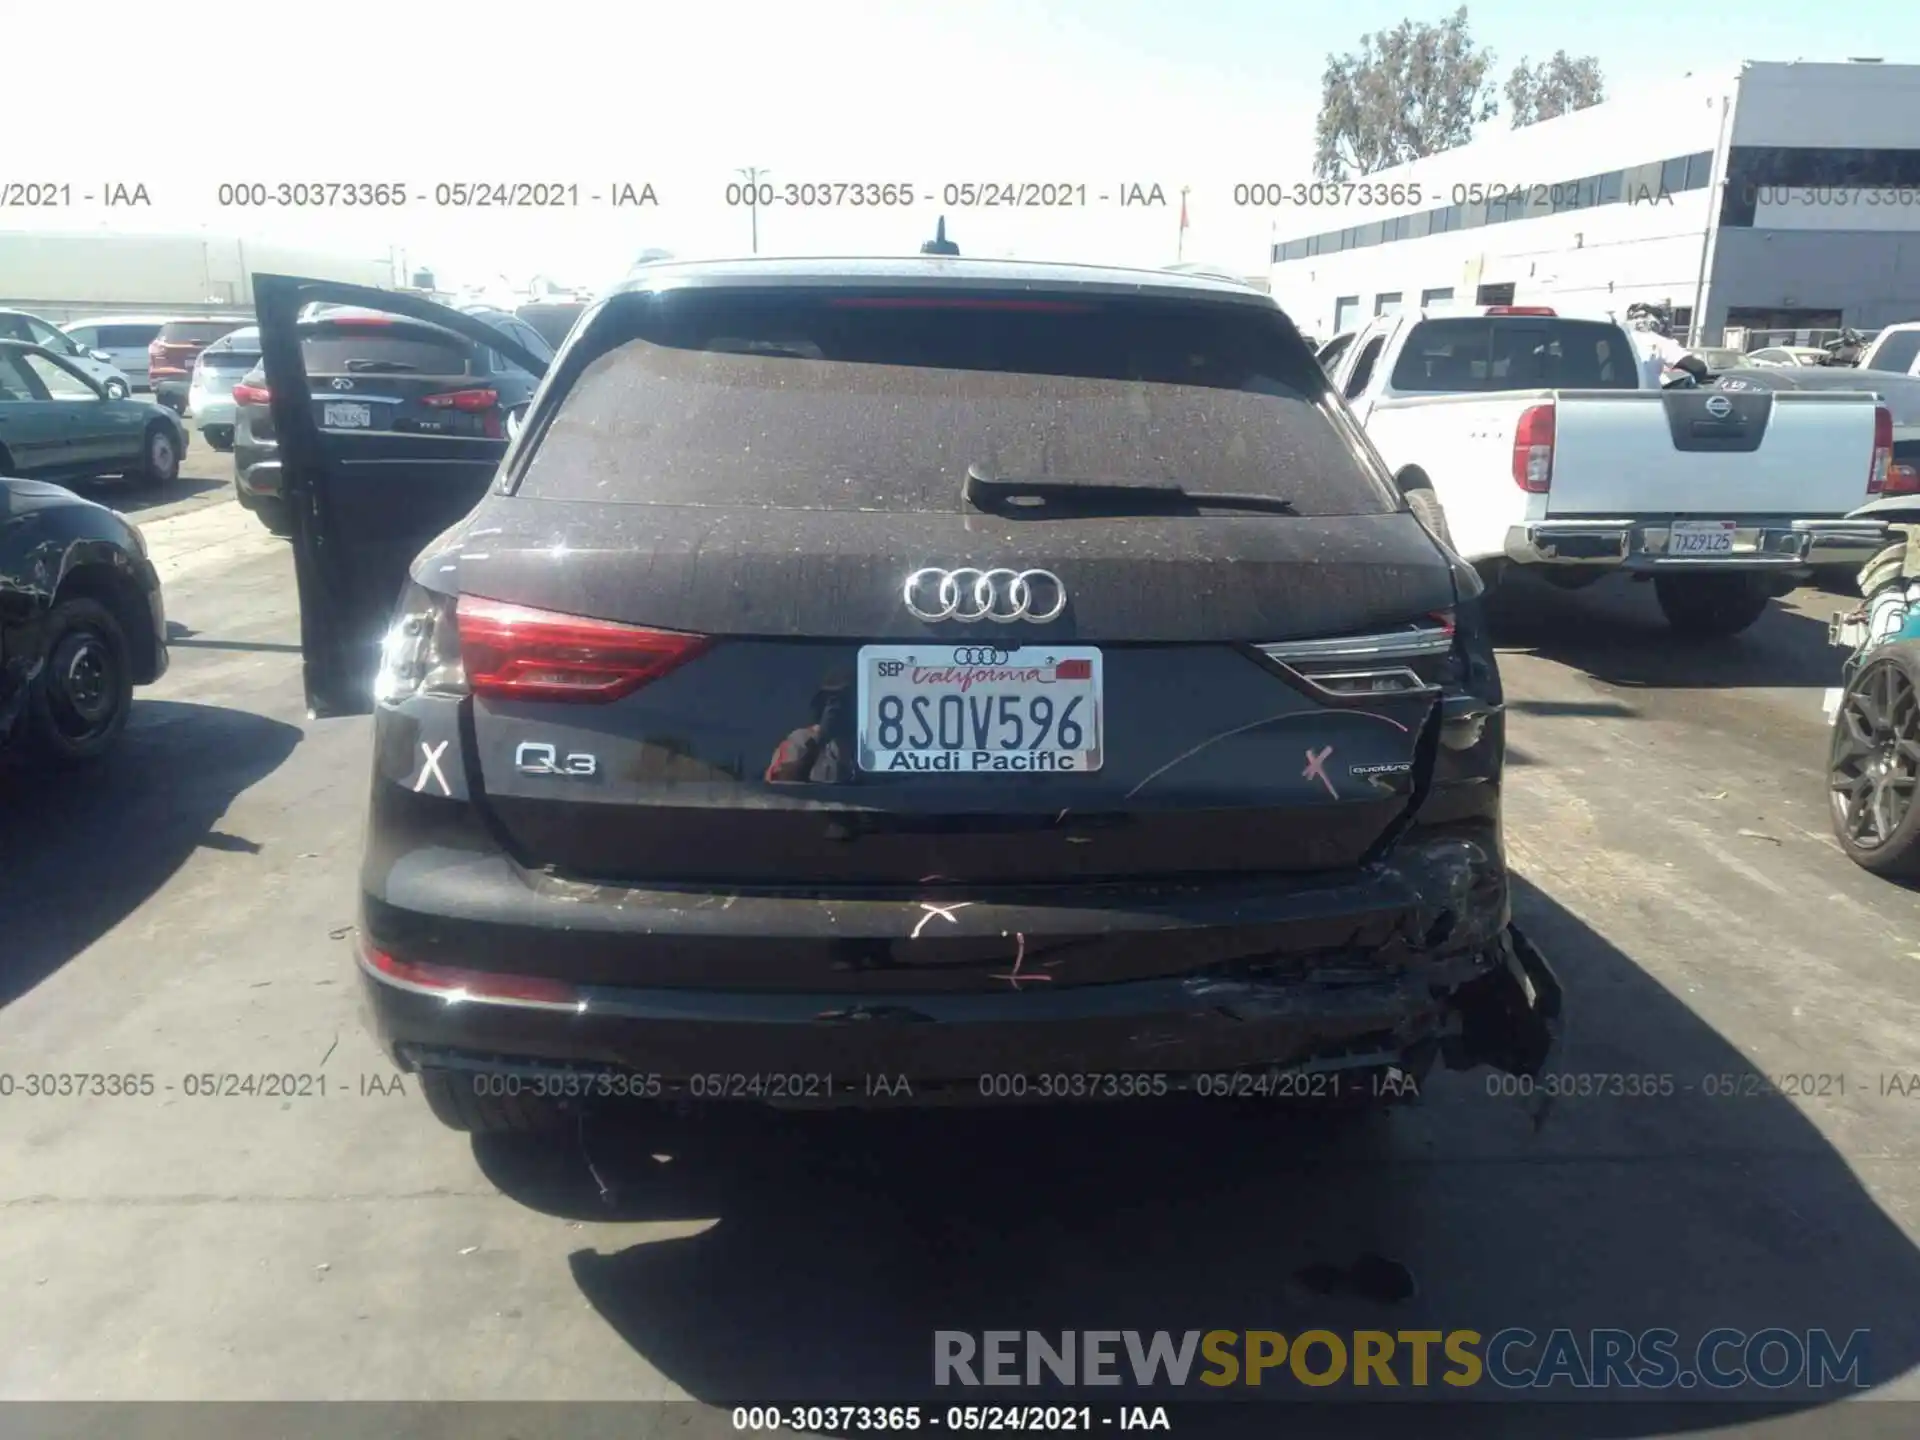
856 644 1103 774
322 401 372 429
1669 520 1737 555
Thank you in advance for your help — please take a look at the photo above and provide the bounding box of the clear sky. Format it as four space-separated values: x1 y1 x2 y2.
10 0 1910 291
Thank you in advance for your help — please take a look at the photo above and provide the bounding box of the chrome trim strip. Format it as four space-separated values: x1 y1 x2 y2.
1296 667 1436 695
355 944 589 1014
1256 626 1454 663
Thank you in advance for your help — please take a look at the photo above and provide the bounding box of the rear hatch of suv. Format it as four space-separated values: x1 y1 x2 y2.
149 319 246 385
191 329 262 408
421 284 1462 890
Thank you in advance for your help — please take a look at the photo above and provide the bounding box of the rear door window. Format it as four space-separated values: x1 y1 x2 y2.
517 290 1396 516
1343 335 1386 398
1870 331 1920 375
1388 317 1637 392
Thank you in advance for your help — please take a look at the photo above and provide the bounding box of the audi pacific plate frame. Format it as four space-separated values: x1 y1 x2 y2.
256 259 1561 1139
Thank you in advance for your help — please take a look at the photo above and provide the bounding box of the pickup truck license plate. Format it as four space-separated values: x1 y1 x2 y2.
1669 520 1737 556
321 402 372 429
856 645 1103 774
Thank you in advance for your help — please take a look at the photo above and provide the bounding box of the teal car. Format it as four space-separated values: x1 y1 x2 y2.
0 340 188 488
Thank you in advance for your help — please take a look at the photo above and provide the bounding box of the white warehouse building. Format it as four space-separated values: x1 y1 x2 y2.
1268 59 1920 347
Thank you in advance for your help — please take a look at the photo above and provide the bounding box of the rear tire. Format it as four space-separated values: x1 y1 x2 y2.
136 423 180 488
419 1069 567 1135
25 597 133 766
1653 572 1771 636
1828 640 1920 877
1401 482 1455 551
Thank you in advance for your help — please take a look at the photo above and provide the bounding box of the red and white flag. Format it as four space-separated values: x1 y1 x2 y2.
1179 190 1190 232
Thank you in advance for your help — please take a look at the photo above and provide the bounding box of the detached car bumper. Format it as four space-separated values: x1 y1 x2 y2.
355 825 1562 1108
1505 517 1889 572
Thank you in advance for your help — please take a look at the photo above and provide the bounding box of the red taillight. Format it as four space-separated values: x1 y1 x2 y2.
231 380 270 405
360 940 581 1008
1887 462 1920 496
455 595 710 702
1512 404 1555 493
1486 305 1556 316
1428 608 1457 637
421 387 499 412
1868 405 1894 493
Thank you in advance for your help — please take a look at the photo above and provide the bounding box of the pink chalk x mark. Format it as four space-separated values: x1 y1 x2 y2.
1303 745 1338 798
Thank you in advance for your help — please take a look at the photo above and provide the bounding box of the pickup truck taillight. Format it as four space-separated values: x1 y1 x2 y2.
1868 406 1894 494
1512 404 1554 493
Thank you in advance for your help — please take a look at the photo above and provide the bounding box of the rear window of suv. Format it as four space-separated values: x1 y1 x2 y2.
516 290 1395 515
1389 317 1638 392
159 321 246 346
299 321 475 376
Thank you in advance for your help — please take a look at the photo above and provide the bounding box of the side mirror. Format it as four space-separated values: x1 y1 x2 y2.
91 349 113 363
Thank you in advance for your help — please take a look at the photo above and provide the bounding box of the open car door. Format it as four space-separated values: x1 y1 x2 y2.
253 274 549 717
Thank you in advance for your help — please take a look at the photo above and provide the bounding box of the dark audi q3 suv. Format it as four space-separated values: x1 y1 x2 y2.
255 262 1559 1137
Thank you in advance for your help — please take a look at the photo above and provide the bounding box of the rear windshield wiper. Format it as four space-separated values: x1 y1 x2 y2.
964 465 1295 516
342 359 422 373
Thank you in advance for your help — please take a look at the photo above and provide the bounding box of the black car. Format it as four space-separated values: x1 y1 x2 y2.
255 262 1560 1138
232 303 548 536
0 476 169 765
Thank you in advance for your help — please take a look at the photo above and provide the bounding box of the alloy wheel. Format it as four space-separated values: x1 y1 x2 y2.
1831 657 1920 850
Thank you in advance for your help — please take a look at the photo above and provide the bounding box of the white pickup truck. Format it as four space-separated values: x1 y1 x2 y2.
1324 306 1894 635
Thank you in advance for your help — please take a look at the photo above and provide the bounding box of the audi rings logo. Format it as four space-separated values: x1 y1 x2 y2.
904 568 1067 624
951 646 1012 665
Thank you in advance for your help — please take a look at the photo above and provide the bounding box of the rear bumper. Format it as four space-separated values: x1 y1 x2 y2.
355 828 1562 1107
190 395 237 428
235 456 280 498
1504 517 1889 572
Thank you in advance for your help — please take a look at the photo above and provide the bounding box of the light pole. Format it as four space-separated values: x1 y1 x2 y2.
737 166 769 254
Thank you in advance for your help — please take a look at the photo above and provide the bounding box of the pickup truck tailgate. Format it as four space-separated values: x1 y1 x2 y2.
1547 389 1880 516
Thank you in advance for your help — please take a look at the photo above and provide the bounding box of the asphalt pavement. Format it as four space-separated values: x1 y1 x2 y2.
2 457 1919 1436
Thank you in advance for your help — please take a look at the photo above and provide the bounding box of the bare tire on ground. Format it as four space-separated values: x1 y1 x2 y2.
419 1069 567 1135
1653 572 1771 637
26 597 133 766
1829 639 1920 878
137 423 180 487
